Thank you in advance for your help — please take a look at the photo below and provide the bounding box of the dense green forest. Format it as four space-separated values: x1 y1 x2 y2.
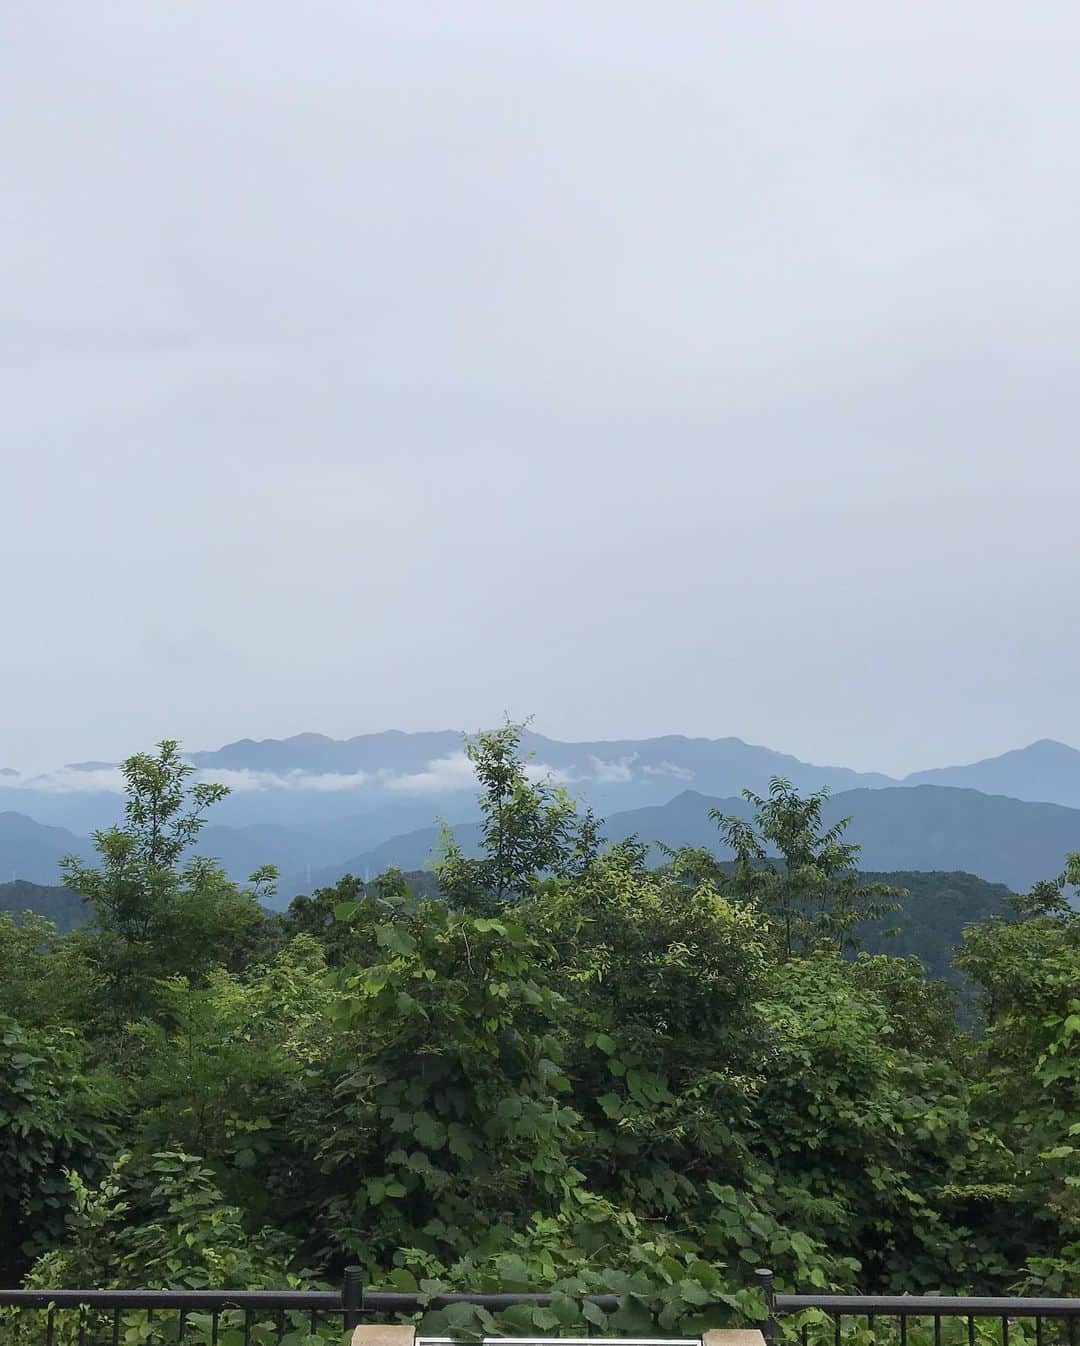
2 729 1080 1339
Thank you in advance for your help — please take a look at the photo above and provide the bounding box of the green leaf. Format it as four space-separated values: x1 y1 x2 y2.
583 1301 608 1327
376 923 417 956
598 1092 623 1118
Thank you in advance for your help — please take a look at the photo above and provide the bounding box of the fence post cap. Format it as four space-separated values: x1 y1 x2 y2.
703 1331 768 1346
350 1328 416 1346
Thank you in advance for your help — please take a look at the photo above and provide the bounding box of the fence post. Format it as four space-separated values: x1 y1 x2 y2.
343 1266 364 1333
755 1268 777 1344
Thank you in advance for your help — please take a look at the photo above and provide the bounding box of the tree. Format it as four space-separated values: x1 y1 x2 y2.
712 776 902 958
436 723 601 912
60 741 277 1020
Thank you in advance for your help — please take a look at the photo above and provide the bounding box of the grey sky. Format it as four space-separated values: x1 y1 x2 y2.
3 2 1079 775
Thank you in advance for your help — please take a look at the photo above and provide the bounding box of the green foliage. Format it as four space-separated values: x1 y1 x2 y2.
436 723 600 912
59 740 279 1021
284 869 435 966
956 878 1080 1285
711 776 904 957
0 1018 118 1280
5 732 1080 1320
24 1151 298 1289
316 893 586 1267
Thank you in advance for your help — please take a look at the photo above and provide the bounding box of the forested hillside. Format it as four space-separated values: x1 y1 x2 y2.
0 880 88 932
856 870 1014 980
2 730 1079 1336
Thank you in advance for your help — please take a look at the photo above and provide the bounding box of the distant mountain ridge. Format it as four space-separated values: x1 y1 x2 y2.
4 732 1079 834
903 739 1080 808
190 728 895 790
3 782 1076 914
189 729 1080 808
2 732 1079 901
291 783 1080 903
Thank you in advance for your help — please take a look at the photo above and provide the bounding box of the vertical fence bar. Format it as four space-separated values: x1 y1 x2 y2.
755 1268 777 1344
1002 1318 1009 1346
968 1317 975 1346
901 1316 908 1346
342 1268 364 1335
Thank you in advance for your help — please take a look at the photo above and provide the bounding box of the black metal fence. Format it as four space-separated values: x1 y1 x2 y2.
0 1271 621 1346
3 1269 1080 1346
769 1278 1080 1346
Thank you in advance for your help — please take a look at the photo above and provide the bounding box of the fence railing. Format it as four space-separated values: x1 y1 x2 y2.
0 1271 622 1346
3 1270 1080 1346
769 1280 1080 1346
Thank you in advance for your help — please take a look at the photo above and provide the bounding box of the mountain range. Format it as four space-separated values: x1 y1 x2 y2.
4 733 1080 835
294 783 1080 899
191 731 1080 806
3 780 1077 909
2 731 1079 906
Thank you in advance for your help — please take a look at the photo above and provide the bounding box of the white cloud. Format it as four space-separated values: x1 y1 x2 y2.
525 761 578 787
589 754 637 784
6 754 478 797
643 761 695 782
381 752 478 794
191 767 372 793
14 766 128 793
4 751 693 797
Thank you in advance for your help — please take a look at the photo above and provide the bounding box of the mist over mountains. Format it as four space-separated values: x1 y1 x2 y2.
2 730 1079 907
5 730 1080 824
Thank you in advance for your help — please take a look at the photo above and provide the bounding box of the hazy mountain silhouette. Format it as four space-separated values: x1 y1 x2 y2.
0 812 93 885
291 784 1079 903
902 739 1080 808
6 732 1080 836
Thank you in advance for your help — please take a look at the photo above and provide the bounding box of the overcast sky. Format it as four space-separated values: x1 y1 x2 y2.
3 3 1079 776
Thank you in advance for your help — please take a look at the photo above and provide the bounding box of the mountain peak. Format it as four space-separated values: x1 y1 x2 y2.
903 739 1080 808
